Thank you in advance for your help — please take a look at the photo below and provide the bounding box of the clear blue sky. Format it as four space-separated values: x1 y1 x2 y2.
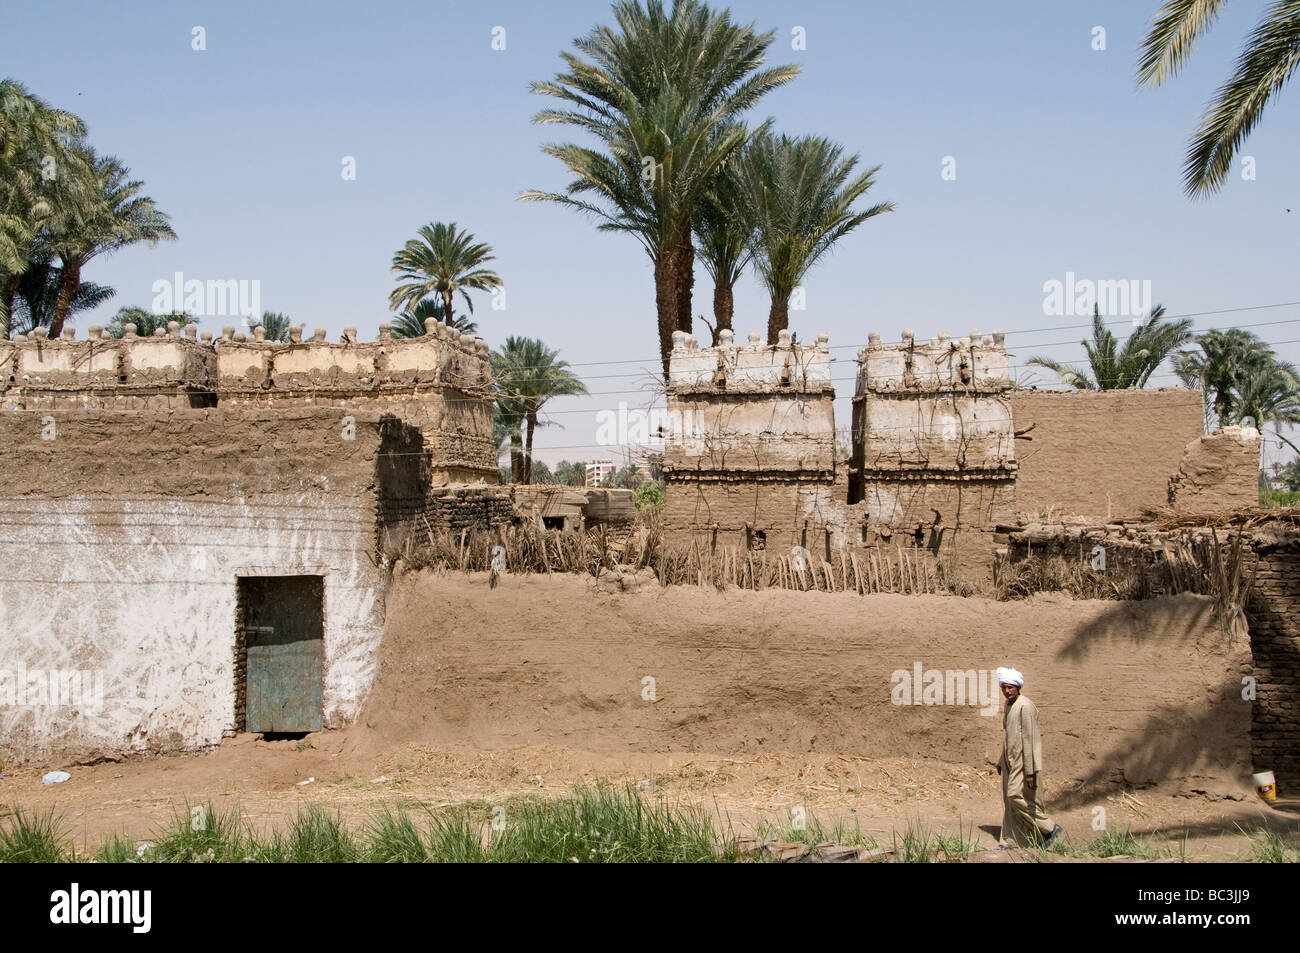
4 1 1297 468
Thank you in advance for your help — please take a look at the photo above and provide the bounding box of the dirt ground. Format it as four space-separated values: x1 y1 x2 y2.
2 571 1290 858
2 736 1292 859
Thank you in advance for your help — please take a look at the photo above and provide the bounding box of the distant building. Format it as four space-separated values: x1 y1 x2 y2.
585 461 616 487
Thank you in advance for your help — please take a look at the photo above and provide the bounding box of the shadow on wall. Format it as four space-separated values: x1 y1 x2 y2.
1049 674 1250 812
1054 594 1220 663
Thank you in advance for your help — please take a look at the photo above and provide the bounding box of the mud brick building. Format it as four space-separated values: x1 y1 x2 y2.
664 325 1263 587
663 328 835 551
850 329 1017 578
0 407 427 760
0 320 505 760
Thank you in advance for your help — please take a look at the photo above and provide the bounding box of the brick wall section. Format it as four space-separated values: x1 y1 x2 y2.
665 480 811 550
426 485 514 532
1009 388 1204 520
378 481 514 550
225 391 494 484
233 583 248 733
1246 543 1300 790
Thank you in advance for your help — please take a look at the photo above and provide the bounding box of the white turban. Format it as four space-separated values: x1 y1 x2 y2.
995 666 1024 687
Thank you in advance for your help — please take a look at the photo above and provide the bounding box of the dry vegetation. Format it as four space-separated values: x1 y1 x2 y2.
389 514 945 596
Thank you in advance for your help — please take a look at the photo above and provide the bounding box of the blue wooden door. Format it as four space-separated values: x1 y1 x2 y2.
242 576 324 733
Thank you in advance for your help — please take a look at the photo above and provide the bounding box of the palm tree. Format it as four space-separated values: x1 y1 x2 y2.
45 148 176 337
391 297 478 339
1176 327 1300 452
740 131 893 344
1174 327 1278 427
105 306 195 338
522 0 799 378
1028 305 1194 389
8 256 113 335
693 151 752 341
0 79 89 335
388 222 501 329
492 337 588 484
493 394 526 483
1138 1 1300 198
257 311 292 342
1235 363 1300 453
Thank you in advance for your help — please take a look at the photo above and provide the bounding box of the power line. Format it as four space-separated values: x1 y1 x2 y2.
475 299 1300 373
484 311 1300 384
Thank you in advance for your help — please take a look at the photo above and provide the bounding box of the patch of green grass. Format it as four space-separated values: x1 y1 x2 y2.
279 805 361 863
148 801 249 863
424 808 491 863
490 781 729 863
1239 824 1300 862
93 834 140 864
0 809 71 862
1261 489 1300 508
755 812 879 850
894 819 936 863
366 808 430 863
933 822 979 862
1083 825 1168 859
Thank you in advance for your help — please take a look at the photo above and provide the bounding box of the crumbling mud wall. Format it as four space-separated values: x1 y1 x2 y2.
1169 425 1262 516
1010 388 1204 520
664 329 836 551
1 320 497 483
0 408 426 763
850 329 1016 582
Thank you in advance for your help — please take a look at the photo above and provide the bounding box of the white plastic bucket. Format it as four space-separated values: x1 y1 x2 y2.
1252 770 1277 802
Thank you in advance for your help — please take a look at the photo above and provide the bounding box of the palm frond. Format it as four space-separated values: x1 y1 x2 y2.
1137 0 1230 86
1182 0 1300 198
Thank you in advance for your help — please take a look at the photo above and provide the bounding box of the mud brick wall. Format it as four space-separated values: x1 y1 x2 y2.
377 481 514 551
2 321 498 483
426 485 514 532
1010 388 1204 520
664 328 836 550
849 330 1017 588
215 322 496 483
9 392 217 410
0 407 421 762
1246 544 1300 790
664 479 814 550
1169 426 1261 516
1 327 217 410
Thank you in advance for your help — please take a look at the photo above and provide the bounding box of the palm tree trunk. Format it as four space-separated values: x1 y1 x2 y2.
674 219 694 334
524 410 537 484
1 272 19 338
49 260 81 339
713 283 733 336
443 290 455 327
766 293 789 345
654 254 681 381
509 430 523 483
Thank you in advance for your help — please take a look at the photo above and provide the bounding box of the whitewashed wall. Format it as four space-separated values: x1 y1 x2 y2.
0 491 387 761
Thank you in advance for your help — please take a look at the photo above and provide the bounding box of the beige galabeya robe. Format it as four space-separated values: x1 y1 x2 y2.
998 693 1056 846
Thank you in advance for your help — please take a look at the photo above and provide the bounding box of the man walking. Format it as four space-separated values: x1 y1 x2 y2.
995 666 1063 848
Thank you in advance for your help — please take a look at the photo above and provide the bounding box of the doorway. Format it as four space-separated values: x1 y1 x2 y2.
237 575 324 734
